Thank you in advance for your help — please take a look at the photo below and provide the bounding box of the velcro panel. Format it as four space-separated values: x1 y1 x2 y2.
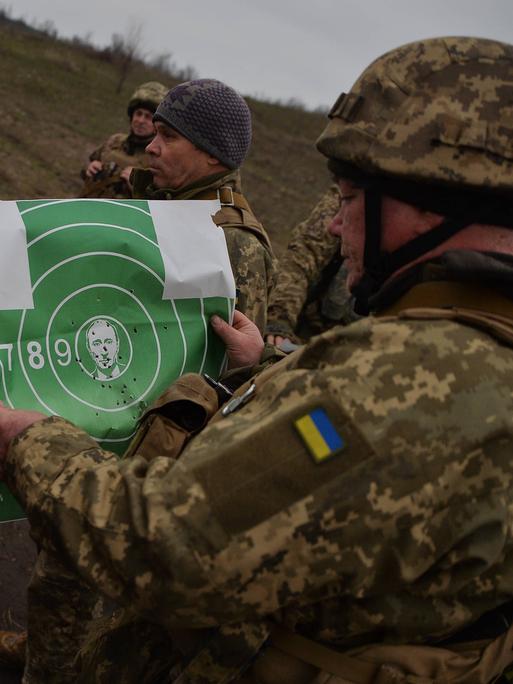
190 395 375 535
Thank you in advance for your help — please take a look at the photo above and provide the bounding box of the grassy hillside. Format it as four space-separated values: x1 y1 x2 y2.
0 16 332 255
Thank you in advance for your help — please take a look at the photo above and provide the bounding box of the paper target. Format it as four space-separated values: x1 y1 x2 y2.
0 199 234 521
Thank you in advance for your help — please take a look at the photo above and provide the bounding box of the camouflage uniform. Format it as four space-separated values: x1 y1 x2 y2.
6 36 513 683
132 167 276 335
266 186 357 342
80 82 168 199
79 132 153 199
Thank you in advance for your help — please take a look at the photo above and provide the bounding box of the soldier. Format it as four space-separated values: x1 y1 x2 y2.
1 35 513 683
266 185 358 348
80 81 168 199
131 78 276 334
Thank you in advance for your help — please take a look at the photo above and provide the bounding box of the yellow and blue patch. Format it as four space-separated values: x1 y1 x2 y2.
294 408 345 464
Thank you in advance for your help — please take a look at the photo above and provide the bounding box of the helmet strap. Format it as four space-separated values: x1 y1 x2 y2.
363 186 382 270
352 188 473 314
379 214 473 276
351 187 382 314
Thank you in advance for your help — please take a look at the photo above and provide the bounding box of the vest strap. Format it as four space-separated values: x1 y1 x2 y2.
270 625 380 683
269 618 513 684
194 186 251 212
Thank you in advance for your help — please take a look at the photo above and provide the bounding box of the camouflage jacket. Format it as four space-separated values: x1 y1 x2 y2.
266 185 357 342
132 168 276 334
80 132 153 199
6 257 513 682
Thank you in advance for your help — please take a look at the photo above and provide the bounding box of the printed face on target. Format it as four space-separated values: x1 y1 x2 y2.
86 319 122 380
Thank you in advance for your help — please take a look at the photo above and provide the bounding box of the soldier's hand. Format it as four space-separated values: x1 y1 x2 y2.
211 310 264 368
266 334 287 346
85 160 103 178
120 166 134 188
0 404 46 478
266 335 302 355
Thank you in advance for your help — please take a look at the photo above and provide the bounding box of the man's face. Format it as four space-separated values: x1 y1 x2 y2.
329 178 447 289
87 322 119 370
130 108 155 138
329 179 366 292
145 122 215 190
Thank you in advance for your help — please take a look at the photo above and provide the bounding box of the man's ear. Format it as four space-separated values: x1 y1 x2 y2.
206 154 221 166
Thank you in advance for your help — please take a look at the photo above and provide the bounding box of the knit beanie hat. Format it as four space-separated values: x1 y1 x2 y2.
153 79 252 169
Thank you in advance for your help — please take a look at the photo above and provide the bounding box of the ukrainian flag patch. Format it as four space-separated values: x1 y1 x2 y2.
294 408 345 464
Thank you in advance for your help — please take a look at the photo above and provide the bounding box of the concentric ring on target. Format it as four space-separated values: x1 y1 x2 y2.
16 249 187 419
44 284 161 412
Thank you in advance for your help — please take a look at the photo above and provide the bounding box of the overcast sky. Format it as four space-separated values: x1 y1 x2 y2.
7 0 513 109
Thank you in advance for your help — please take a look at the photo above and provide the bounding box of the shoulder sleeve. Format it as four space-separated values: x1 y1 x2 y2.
267 186 340 336
106 132 127 148
87 133 126 165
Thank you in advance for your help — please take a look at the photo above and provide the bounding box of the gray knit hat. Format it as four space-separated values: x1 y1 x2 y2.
153 79 252 169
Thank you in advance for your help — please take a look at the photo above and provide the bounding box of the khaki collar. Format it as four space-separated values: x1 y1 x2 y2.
150 169 241 201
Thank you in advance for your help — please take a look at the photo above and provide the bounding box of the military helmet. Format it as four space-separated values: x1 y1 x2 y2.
317 37 513 314
127 82 168 118
317 37 513 194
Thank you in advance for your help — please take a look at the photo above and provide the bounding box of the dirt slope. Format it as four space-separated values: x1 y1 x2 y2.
0 16 333 256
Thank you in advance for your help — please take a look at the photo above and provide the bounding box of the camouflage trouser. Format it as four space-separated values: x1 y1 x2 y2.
22 550 104 684
21 548 179 683
77 618 179 684
21 551 263 683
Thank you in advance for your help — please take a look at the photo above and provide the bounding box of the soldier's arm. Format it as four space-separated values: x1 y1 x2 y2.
2 361 373 629
266 186 340 340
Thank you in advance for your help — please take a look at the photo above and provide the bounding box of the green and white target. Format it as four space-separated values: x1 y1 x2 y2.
0 198 235 521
